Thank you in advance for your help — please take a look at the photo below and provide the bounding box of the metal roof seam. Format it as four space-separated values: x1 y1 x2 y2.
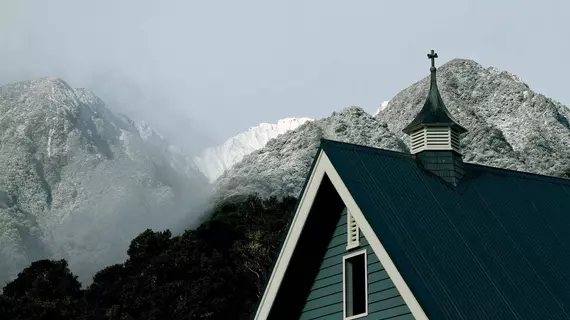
413 166 519 319
350 150 463 319
471 187 534 320
509 177 570 318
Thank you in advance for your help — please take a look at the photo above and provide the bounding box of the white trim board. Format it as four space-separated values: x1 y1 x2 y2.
254 151 430 320
254 150 327 320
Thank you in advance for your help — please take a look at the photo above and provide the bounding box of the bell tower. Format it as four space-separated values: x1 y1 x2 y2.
402 50 468 186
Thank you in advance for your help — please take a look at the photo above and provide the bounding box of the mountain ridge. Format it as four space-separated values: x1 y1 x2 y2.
214 58 570 203
194 117 313 182
3 57 570 285
379 58 570 176
213 106 408 201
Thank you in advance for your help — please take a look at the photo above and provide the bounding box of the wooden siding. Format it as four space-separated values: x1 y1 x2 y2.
299 209 414 320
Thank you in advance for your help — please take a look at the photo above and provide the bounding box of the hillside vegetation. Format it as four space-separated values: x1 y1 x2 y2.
0 195 296 320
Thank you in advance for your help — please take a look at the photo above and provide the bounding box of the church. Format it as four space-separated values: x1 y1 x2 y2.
253 50 570 320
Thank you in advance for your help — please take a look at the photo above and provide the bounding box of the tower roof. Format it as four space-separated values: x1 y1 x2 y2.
402 50 467 134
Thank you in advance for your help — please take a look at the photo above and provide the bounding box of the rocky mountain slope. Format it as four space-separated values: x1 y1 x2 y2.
194 117 312 182
379 59 570 177
214 107 408 200
0 78 210 284
215 59 570 201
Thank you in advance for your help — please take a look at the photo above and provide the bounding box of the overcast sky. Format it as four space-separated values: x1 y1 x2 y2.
1 0 569 153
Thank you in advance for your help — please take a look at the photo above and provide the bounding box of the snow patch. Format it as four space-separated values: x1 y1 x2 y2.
374 101 390 116
47 130 53 157
135 121 163 141
119 129 135 160
523 91 530 99
194 117 313 182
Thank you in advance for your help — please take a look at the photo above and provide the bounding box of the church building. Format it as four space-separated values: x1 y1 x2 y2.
253 50 570 320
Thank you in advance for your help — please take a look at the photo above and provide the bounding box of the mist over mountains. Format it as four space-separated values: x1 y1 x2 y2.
0 58 569 288
0 78 210 284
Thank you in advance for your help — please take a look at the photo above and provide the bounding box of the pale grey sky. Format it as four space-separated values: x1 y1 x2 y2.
1 0 569 152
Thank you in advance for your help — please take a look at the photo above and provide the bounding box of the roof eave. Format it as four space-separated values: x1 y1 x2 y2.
402 122 468 135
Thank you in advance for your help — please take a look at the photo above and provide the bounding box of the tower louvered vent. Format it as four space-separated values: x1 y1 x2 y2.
346 211 360 250
410 126 461 154
450 129 460 151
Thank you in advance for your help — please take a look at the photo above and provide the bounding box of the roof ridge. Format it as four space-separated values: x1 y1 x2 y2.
320 138 570 185
465 162 570 185
319 138 413 159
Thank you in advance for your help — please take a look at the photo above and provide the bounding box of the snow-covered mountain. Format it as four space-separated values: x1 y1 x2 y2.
213 108 407 201
194 117 312 182
379 59 570 176
5 58 570 285
214 59 570 201
0 78 210 284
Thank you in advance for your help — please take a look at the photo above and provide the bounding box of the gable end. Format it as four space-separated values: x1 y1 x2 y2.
254 150 430 320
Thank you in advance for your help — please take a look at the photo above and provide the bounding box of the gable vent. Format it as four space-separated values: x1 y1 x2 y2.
346 210 360 250
409 126 461 154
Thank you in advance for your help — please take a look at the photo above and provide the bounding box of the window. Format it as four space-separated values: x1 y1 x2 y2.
343 250 368 319
346 210 360 250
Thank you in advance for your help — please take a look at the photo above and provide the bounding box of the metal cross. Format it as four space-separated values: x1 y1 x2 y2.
427 50 438 68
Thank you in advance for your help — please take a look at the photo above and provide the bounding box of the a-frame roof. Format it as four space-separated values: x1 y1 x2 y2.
255 138 570 320
321 139 570 319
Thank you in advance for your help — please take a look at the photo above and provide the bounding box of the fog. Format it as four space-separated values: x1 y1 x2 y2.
2 0 570 154
1 0 570 285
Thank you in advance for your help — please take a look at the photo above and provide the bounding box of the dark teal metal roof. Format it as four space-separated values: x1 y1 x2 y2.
320 139 570 320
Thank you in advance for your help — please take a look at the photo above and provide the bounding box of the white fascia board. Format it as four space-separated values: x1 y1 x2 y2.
254 149 327 320
254 151 430 320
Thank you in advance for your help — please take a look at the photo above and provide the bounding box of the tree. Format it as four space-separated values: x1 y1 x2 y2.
0 194 298 319
1 259 84 320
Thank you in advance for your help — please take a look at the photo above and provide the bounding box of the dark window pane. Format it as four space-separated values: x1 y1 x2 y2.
345 253 366 317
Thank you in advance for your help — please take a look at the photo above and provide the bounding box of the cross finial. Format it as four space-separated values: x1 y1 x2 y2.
427 49 438 70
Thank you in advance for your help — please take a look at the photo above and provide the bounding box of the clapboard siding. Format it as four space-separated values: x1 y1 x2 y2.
299 209 414 319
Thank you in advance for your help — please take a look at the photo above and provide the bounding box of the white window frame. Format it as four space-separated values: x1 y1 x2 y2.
343 249 368 320
346 210 360 250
